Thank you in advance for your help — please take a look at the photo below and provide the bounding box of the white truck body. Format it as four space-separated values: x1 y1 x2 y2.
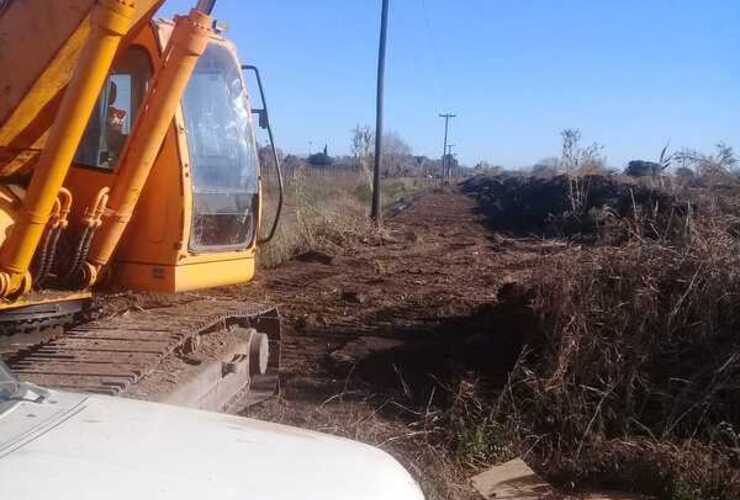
0 385 424 499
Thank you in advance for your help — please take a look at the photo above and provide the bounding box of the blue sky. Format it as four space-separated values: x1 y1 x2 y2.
158 1 739 168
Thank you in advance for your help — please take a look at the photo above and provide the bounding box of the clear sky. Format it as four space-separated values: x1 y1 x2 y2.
157 0 739 168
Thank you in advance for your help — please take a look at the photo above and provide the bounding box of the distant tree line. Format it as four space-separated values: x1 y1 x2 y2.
258 125 463 181
472 129 739 186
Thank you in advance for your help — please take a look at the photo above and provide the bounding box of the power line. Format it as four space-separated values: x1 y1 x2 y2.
419 0 445 112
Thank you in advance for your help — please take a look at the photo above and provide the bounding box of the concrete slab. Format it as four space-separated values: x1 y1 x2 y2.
579 493 647 500
471 458 649 499
471 458 553 499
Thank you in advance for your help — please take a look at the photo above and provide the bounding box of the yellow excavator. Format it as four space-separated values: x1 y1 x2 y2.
0 0 284 408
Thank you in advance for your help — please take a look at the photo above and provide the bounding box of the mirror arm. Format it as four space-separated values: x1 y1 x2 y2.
242 64 283 245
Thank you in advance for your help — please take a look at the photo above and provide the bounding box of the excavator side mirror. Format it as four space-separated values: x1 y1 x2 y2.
241 64 269 129
255 109 269 130
250 108 269 130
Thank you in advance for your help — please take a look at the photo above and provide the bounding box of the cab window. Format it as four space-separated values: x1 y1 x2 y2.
182 43 259 252
74 47 151 170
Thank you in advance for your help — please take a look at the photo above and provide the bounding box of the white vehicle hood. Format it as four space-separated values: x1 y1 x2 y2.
0 390 424 500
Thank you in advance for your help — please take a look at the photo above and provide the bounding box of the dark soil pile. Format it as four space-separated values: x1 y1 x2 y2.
461 174 683 240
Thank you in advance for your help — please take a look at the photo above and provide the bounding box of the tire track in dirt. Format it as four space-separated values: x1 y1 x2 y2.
222 186 570 390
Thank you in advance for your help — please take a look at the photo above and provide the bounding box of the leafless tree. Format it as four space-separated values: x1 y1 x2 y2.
561 129 605 175
674 142 738 181
560 129 606 214
351 125 374 185
351 125 374 159
351 126 415 178
382 130 413 176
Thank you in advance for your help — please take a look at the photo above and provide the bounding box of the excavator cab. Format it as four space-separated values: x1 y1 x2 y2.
0 0 282 318
65 20 265 292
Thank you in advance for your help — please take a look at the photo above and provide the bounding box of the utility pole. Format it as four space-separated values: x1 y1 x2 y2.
438 113 455 179
195 0 217 14
371 0 390 223
446 144 456 178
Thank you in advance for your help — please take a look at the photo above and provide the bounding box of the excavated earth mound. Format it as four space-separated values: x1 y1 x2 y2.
461 174 682 238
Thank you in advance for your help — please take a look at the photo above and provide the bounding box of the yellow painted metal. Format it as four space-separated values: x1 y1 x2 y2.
84 188 111 229
0 1 266 327
0 0 93 132
0 0 165 177
0 290 92 312
64 166 116 229
0 0 136 297
83 9 213 286
51 188 73 230
114 255 256 293
0 184 23 248
12 16 262 296
106 23 261 293
0 184 71 290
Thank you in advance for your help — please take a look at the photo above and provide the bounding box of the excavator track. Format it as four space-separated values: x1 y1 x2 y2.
1 298 281 410
0 299 90 336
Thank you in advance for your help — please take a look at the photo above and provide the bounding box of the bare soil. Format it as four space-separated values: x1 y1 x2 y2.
225 185 551 378
209 185 580 499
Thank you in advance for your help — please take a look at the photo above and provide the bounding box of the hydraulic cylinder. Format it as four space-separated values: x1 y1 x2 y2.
0 0 136 297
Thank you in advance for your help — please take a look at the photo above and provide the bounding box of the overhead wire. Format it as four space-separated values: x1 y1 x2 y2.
419 0 447 116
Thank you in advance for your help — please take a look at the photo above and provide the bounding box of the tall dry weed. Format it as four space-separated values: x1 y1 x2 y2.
258 167 430 267
258 167 371 267
495 210 740 497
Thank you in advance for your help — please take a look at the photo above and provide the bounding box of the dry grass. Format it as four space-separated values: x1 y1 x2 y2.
258 167 432 267
388 174 740 498
478 179 740 499
254 169 740 498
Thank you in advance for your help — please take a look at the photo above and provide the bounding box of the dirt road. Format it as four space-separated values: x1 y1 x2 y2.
224 187 522 386
213 186 571 499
